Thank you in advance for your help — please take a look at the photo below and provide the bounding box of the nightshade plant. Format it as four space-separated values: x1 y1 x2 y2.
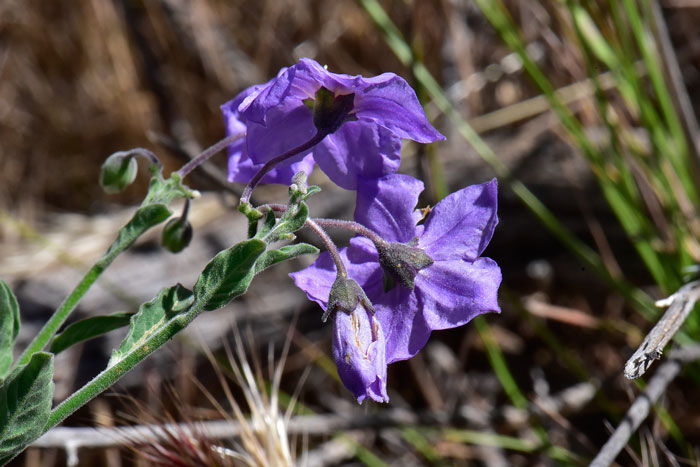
0 57 499 463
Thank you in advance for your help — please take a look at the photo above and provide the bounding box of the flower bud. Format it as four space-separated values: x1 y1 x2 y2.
99 151 138 194
376 239 434 290
161 217 193 253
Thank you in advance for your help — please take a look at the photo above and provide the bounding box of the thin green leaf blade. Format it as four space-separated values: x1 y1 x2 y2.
109 285 193 367
0 352 54 459
255 243 319 274
50 312 135 355
194 239 266 311
0 281 20 379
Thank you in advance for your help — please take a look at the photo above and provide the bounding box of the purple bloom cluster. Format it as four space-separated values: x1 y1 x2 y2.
291 176 501 402
222 58 501 403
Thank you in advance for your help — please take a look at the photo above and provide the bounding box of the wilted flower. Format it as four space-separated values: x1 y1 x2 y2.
332 301 388 404
222 58 444 189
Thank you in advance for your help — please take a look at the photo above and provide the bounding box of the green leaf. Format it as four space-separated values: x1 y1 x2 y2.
0 281 20 380
263 202 309 243
255 210 277 239
303 185 321 199
106 203 172 257
50 312 135 355
194 239 266 311
255 243 319 274
0 352 54 460
109 285 193 367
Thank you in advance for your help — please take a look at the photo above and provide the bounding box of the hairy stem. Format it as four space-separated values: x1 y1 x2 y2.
305 218 348 278
240 131 328 204
312 218 388 248
45 299 205 430
16 206 170 367
177 132 245 179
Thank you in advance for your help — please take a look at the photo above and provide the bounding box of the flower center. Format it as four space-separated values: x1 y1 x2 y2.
304 87 356 134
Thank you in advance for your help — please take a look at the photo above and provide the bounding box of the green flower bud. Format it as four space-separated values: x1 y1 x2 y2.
99 151 138 194
162 217 193 253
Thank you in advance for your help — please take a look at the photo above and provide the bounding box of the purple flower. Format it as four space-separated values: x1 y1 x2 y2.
291 175 501 366
221 58 444 189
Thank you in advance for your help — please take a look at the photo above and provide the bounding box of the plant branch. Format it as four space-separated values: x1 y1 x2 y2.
15 205 170 367
176 132 244 179
304 218 347 278
240 131 328 205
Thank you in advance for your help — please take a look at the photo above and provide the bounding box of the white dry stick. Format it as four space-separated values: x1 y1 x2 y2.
591 343 700 467
624 280 700 379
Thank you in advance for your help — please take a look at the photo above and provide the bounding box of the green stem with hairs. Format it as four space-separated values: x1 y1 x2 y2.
16 205 171 367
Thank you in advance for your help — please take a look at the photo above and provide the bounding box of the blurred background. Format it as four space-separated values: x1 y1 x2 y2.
4 0 700 465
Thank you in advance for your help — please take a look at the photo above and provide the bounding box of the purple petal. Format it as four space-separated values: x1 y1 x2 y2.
240 65 316 125
333 306 388 403
245 103 316 164
354 75 445 143
222 86 316 185
415 257 501 330
374 288 432 364
314 121 401 190
355 174 423 243
419 179 498 261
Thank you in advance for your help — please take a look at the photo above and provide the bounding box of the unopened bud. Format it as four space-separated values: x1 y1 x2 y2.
99 151 138 194
162 217 193 253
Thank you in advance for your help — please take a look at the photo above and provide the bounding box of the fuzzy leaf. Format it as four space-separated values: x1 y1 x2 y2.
0 281 20 380
255 210 277 239
109 285 193 367
0 352 54 460
50 312 135 355
194 239 266 311
263 202 310 243
106 204 172 257
255 243 319 274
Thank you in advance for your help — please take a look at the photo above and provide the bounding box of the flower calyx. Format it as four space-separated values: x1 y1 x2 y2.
376 238 434 290
324 276 375 323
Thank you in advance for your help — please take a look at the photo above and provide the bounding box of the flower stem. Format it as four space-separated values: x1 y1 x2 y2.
240 131 328 205
121 148 162 168
176 132 245 179
15 206 170 367
305 218 347 278
44 296 206 430
312 218 388 248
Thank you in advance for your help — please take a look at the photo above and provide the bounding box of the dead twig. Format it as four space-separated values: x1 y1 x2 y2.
591 343 700 467
624 280 700 379
32 409 448 451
